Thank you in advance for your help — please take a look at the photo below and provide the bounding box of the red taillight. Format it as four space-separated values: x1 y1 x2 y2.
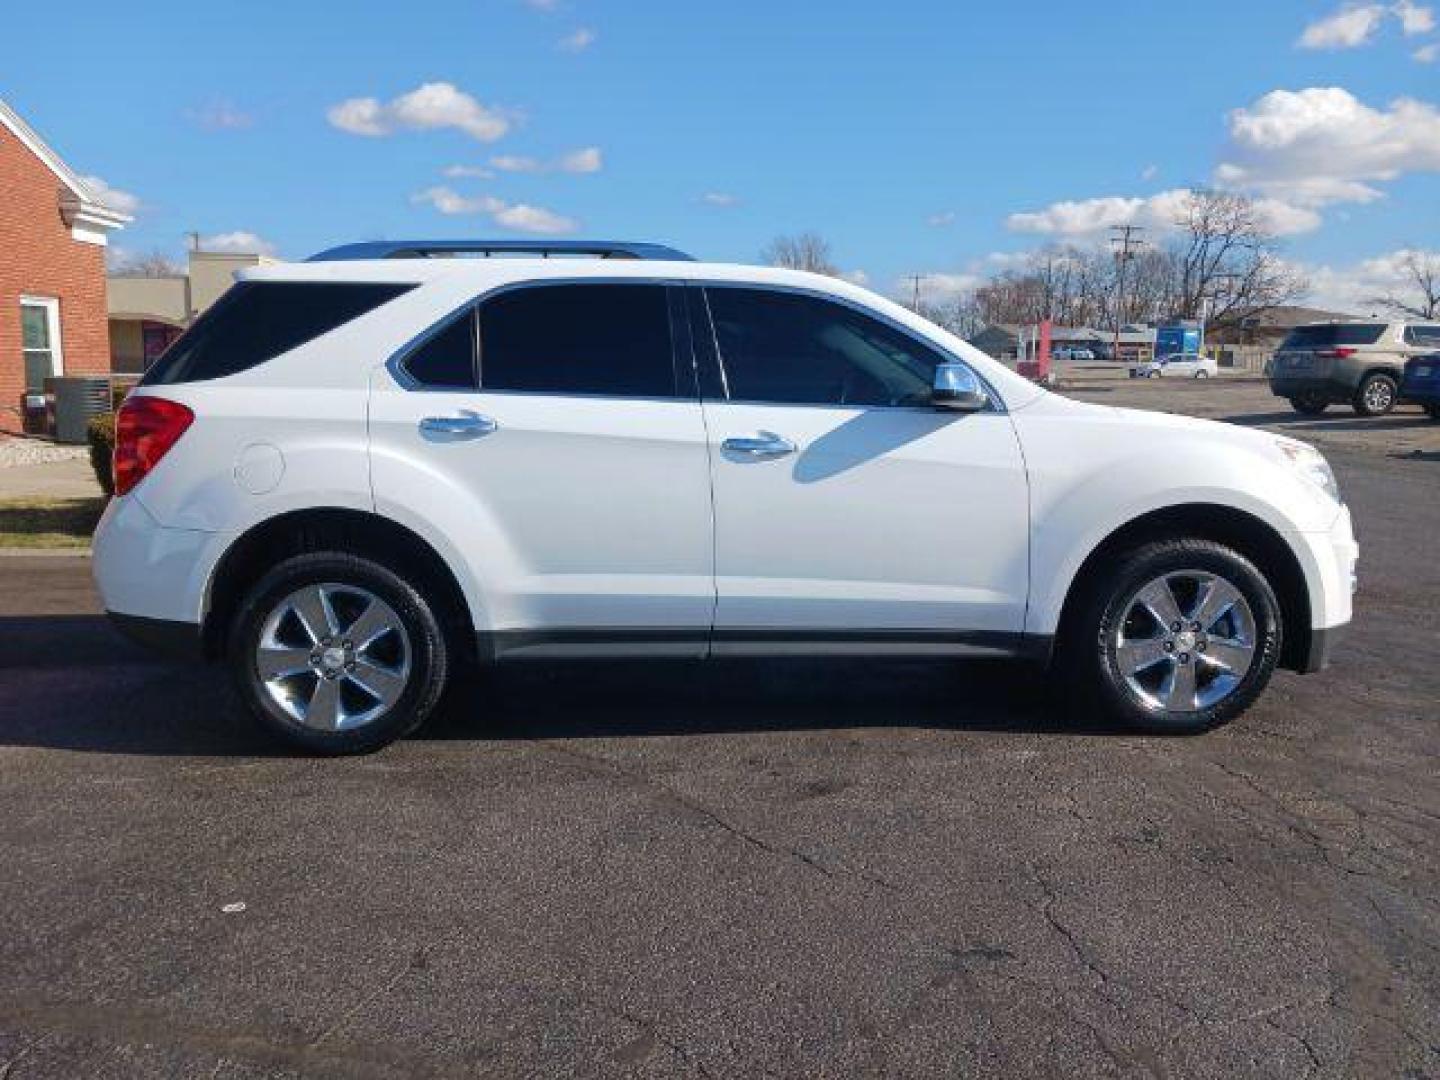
1317 347 1356 358
114 396 194 497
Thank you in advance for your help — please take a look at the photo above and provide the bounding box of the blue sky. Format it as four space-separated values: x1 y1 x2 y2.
8 1 1438 309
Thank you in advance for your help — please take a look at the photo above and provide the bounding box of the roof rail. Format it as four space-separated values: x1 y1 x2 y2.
307 239 695 263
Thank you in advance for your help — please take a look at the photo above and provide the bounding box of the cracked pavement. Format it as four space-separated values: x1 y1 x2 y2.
1 381 1437 1077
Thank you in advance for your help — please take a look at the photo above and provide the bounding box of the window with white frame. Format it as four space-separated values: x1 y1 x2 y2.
20 297 63 393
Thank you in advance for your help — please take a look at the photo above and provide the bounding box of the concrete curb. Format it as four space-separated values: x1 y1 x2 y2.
0 547 91 558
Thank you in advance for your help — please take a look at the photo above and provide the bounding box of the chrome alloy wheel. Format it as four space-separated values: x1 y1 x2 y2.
255 583 412 732
1362 378 1394 413
1113 570 1257 712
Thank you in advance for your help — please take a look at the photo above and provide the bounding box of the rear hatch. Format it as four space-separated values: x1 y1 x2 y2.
1273 323 1388 377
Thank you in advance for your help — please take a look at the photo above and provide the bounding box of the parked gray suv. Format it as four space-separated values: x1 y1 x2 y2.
1270 320 1440 416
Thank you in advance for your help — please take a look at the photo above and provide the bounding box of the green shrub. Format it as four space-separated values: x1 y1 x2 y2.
87 412 116 497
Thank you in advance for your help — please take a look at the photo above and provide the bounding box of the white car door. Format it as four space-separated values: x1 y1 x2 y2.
690 285 1031 651
369 282 714 655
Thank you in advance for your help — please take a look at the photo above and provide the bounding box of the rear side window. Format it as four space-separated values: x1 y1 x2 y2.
1280 324 1387 349
1404 325 1440 347
402 308 478 389
142 282 414 385
478 284 677 397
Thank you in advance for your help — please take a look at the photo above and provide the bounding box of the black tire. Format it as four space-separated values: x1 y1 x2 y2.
1353 373 1398 417
1426 404 1440 420
1289 393 1329 416
1059 538 1282 735
228 552 450 754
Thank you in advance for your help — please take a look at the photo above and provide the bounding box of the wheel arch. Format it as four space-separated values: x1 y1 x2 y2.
1050 503 1313 673
202 508 476 664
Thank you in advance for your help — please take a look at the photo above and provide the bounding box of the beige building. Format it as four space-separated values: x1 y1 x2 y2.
108 249 275 374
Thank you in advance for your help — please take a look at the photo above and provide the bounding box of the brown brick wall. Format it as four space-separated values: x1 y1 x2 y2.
0 122 113 434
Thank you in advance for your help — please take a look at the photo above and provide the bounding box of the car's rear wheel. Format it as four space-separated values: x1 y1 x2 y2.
1148 370 1161 379
229 552 449 754
1194 370 1209 379
1061 538 1282 734
1353 373 1398 417
1289 393 1329 415
1426 404 1440 420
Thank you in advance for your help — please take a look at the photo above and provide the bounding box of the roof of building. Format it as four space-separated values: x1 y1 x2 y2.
1219 305 1354 329
0 96 130 239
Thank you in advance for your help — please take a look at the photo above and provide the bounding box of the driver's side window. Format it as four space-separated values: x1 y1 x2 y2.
704 287 944 407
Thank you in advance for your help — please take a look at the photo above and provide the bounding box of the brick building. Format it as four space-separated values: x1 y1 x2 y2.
1 97 129 434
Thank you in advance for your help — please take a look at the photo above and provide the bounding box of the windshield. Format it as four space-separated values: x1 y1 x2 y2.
1281 324 1386 349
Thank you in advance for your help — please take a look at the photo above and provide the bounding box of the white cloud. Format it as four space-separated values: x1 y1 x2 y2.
559 27 597 52
1394 0 1436 34
840 269 870 286
898 272 984 305
1291 247 1440 313
412 186 577 234
490 154 544 174
1007 187 1320 237
559 146 602 173
1415 42 1440 61
494 204 577 234
1140 164 1159 181
1218 87 1440 204
187 100 254 131
700 192 740 207
327 82 510 143
442 164 496 179
1298 4 1386 48
489 147 602 174
80 175 140 216
201 231 276 256
926 211 957 227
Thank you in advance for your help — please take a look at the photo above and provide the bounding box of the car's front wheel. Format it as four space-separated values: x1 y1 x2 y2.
1425 404 1440 420
1062 539 1282 734
1353 373 1398 417
1194 370 1209 379
228 552 450 754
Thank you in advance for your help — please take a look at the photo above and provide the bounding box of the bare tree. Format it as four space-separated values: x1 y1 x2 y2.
1368 250 1440 319
112 249 183 277
1169 190 1305 323
761 232 839 276
917 293 985 339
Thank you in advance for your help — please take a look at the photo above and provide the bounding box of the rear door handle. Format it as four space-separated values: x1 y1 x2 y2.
722 432 796 458
419 413 498 439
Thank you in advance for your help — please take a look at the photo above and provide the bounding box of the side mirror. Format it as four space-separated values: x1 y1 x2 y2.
932 362 990 412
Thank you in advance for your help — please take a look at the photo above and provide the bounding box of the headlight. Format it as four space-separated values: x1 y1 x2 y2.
1275 438 1340 503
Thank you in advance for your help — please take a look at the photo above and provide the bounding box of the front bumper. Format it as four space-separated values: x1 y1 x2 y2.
1290 503 1358 673
108 612 206 661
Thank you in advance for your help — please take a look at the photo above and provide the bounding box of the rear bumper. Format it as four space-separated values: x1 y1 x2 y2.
108 612 206 661
1269 376 1348 401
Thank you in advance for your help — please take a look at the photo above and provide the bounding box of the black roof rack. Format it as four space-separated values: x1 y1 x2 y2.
307 240 695 263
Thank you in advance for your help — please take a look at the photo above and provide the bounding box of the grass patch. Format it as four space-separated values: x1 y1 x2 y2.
0 497 106 549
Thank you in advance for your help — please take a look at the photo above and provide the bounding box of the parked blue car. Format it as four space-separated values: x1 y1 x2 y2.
1400 354 1440 420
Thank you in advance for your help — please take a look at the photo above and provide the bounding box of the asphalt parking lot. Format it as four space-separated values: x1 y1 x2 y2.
2 377 1437 1078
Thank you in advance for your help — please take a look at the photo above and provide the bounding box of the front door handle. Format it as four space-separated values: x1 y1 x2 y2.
419 413 498 439
722 432 796 458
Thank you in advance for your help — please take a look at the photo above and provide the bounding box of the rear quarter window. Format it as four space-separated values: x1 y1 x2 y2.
142 281 414 385
1280 324 1387 349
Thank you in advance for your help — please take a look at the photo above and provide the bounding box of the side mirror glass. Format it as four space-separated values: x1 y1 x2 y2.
932 362 989 411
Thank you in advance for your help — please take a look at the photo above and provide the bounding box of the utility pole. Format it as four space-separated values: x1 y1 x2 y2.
1109 225 1144 362
904 274 924 313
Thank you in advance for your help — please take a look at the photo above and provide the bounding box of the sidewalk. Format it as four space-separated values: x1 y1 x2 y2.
0 457 103 500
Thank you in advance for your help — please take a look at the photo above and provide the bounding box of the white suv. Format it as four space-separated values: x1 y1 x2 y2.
93 240 1358 753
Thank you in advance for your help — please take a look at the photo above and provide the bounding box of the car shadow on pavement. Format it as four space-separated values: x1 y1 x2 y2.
0 615 1128 757
1223 410 1434 433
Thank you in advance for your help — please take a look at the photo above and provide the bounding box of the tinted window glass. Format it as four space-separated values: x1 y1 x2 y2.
479 284 676 397
705 288 944 406
1403 325 1440 347
143 282 413 385
403 309 477 388
1280 324 1387 349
